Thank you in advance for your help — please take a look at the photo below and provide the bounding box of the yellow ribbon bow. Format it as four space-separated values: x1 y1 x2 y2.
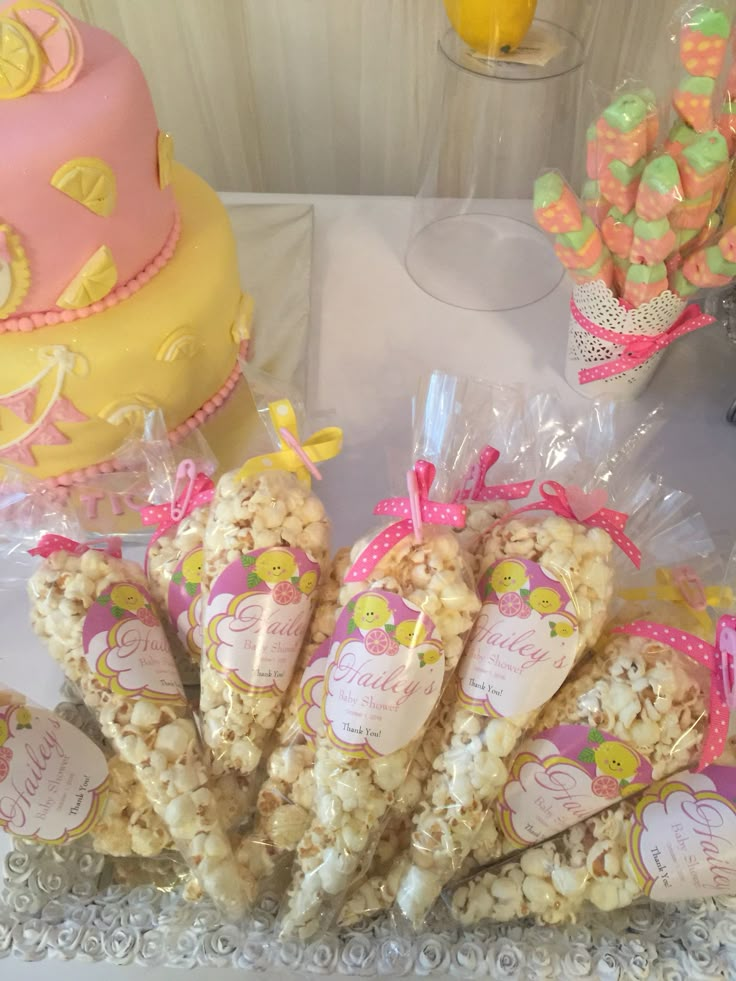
619 566 733 635
236 399 342 486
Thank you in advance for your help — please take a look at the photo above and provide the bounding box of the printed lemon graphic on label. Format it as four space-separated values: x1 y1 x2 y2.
418 647 441 668
299 571 318 595
528 586 562 614
550 620 574 638
353 594 391 630
0 17 41 99
395 619 427 648
490 559 526 594
594 741 640 780
0 719 8 746
255 549 297 584
110 584 146 613
365 628 390 656
181 550 203 585
15 706 32 729
56 244 118 309
51 158 117 217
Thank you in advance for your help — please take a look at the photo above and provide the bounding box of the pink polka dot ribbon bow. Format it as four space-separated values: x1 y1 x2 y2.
512 480 641 567
571 298 715 385
613 618 735 769
345 459 466 583
141 472 215 545
29 534 123 559
455 446 535 503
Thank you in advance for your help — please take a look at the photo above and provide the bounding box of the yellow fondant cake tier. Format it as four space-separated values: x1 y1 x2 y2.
0 163 248 481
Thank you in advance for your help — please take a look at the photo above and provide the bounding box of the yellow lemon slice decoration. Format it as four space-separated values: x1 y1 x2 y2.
51 157 117 217
157 131 174 189
57 245 118 309
0 224 31 317
0 16 41 99
4 1 83 92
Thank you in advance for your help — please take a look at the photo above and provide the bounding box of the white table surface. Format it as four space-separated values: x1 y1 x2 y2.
5 192 736 979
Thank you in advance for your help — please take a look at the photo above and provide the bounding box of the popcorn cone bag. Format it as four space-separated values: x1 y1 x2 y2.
279 371 486 940
448 541 736 927
199 396 340 799
27 535 253 918
392 402 664 929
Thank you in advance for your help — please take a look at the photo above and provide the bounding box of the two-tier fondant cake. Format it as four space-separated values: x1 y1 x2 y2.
0 1 251 483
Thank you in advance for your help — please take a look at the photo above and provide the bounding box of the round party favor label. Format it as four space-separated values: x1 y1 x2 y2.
627 765 736 902
323 590 444 758
169 546 204 658
497 725 652 848
458 559 578 718
296 639 330 745
83 582 185 703
0 704 108 845
204 547 319 696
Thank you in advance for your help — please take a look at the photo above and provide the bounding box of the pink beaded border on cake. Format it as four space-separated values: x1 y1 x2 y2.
1 211 182 334
49 341 248 488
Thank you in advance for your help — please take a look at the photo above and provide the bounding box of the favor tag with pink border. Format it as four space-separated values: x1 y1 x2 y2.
323 590 444 758
0 704 108 845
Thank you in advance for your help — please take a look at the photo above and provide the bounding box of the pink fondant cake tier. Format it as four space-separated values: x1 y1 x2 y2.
0 18 176 319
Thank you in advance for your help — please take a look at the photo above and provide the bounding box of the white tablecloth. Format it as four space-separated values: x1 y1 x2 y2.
5 192 736 980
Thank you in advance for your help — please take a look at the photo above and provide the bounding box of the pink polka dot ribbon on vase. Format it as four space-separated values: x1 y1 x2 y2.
455 445 535 504
344 459 467 583
29 534 122 559
570 297 715 384
510 480 641 567
612 618 734 768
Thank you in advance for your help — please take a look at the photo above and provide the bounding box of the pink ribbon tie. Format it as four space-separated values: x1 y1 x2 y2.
456 445 535 503
571 298 715 384
345 459 466 582
29 534 122 559
512 480 641 567
141 472 214 544
613 619 731 769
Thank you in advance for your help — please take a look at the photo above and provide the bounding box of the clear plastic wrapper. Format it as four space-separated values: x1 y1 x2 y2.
280 371 486 939
469 545 720 871
235 546 351 885
450 746 736 926
27 537 253 917
199 396 338 792
393 406 665 928
144 461 215 676
448 548 736 926
535 3 736 305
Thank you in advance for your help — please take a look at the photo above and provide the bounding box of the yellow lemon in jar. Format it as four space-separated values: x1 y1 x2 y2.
443 0 537 56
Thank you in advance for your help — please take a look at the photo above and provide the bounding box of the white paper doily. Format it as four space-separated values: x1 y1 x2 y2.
566 281 686 400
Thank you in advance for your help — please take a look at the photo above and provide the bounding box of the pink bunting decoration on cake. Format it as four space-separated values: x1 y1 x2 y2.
32 417 70 446
0 386 38 422
50 396 87 423
0 441 36 467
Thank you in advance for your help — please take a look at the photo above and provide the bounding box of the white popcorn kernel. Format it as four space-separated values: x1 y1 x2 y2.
130 701 163 729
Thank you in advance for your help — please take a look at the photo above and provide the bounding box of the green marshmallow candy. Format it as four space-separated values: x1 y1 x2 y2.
687 7 730 37
682 130 728 174
641 155 680 193
533 172 565 210
603 93 647 133
608 158 646 186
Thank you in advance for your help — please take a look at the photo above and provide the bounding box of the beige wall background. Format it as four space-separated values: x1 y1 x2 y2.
67 0 683 197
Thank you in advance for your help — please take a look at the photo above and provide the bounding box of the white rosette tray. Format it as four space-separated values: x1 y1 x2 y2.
2 693 736 978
